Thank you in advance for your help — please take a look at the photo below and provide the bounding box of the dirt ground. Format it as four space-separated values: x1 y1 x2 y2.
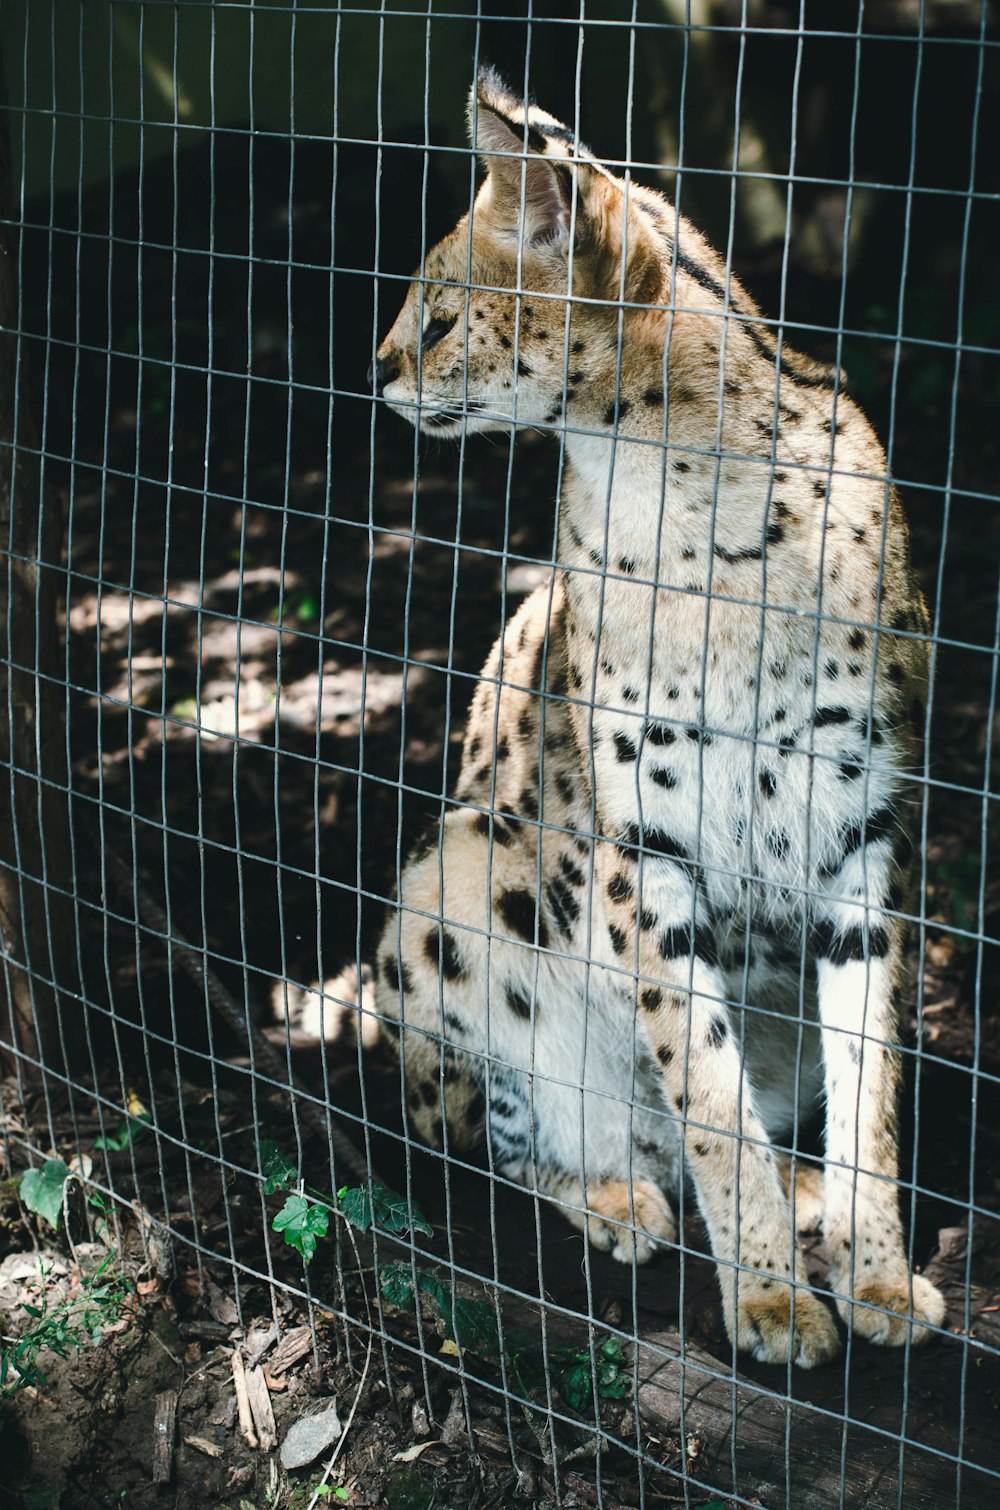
1 121 999 1508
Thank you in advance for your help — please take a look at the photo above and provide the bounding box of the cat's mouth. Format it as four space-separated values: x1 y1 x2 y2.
421 400 487 430
390 397 491 433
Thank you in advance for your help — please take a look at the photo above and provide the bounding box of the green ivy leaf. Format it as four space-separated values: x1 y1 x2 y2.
380 1262 418 1312
552 1336 632 1411
439 1292 501 1356
556 1356 594 1412
272 1194 329 1263
260 1140 298 1195
338 1183 432 1237
20 1160 71 1230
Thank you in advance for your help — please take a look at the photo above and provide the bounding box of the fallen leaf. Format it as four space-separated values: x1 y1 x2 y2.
392 1441 441 1463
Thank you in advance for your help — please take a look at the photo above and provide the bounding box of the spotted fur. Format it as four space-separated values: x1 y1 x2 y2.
372 69 945 1366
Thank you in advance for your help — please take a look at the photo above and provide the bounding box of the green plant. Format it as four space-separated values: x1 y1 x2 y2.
19 1159 71 1230
0 1251 132 1400
262 1144 432 1264
93 1113 149 1153
262 1143 634 1418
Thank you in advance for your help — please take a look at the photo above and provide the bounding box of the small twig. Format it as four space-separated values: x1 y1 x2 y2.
232 1347 258 1449
301 1220 374 1510
61 1174 82 1273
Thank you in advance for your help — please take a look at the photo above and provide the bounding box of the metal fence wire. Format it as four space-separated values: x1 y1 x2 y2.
0 2 998 1506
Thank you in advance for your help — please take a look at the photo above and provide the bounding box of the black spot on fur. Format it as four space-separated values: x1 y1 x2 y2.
888 661 905 686
814 921 891 965
505 983 532 1021
641 987 663 1012
824 660 839 679
645 721 675 746
621 684 640 703
759 768 777 799
814 706 851 728
497 889 549 947
617 557 636 575
656 1043 674 1065
858 713 884 746
838 754 864 780
425 928 468 982
517 358 534 378
643 387 663 407
823 805 897 875
608 923 629 956
613 732 638 767
604 398 631 426
651 766 679 789
546 877 580 937
560 855 586 887
659 923 718 966
812 480 827 499
381 955 412 995
607 871 634 904
767 828 789 860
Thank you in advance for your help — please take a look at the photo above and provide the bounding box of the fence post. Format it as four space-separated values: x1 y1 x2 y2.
0 66 75 1081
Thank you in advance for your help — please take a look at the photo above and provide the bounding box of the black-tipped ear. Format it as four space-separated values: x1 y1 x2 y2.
468 76 577 246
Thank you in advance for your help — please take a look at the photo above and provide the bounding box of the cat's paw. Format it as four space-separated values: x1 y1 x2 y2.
834 1272 946 1346
585 1178 677 1264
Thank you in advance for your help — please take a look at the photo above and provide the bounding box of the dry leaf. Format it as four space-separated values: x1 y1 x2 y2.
392 1441 440 1463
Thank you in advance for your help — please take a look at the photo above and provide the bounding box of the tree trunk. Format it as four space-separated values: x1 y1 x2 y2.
0 64 75 1082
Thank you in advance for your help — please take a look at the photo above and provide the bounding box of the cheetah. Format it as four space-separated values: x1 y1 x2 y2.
369 68 946 1366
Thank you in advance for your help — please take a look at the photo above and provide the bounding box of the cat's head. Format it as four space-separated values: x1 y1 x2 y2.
370 68 664 437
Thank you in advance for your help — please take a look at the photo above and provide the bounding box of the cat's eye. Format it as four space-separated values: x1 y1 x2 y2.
422 314 457 350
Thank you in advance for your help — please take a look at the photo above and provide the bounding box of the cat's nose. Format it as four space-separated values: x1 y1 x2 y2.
368 354 400 397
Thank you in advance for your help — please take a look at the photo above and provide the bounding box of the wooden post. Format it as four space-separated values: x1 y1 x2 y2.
0 56 76 1080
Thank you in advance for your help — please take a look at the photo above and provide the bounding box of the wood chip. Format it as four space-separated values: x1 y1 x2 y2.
184 1435 223 1459
206 1277 239 1326
245 1319 279 1367
268 1323 312 1376
232 1349 258 1449
245 1363 277 1452
152 1390 178 1485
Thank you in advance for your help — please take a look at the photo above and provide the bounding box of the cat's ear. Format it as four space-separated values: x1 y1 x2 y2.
468 70 578 246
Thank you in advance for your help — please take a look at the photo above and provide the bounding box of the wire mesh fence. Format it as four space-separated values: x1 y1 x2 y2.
0 2 998 1506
